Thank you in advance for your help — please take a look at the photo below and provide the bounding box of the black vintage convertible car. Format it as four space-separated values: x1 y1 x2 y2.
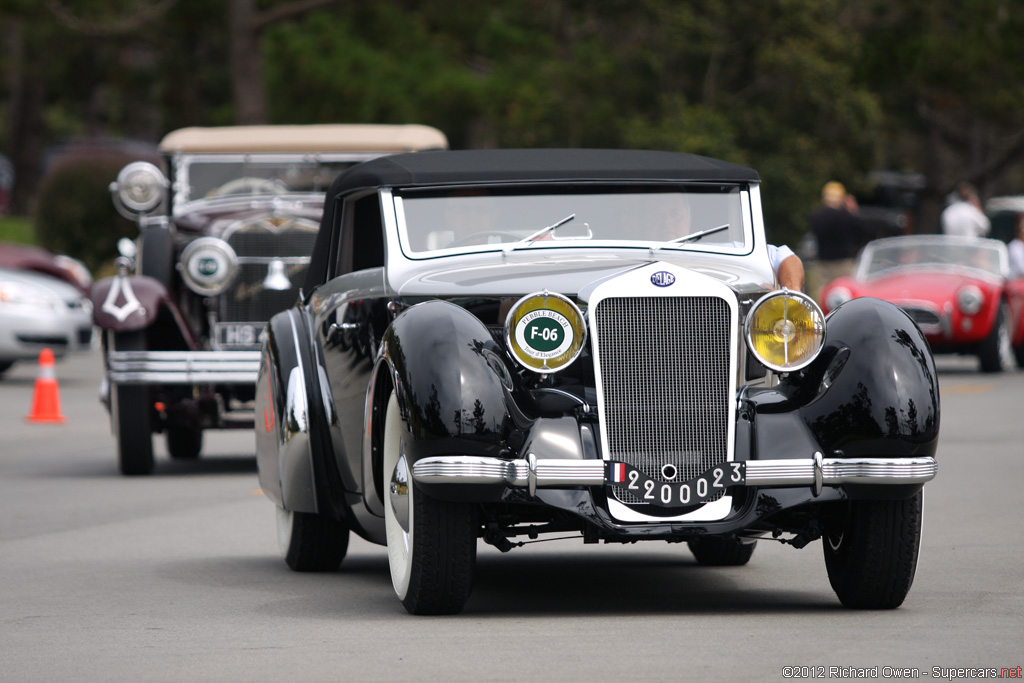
256 149 939 614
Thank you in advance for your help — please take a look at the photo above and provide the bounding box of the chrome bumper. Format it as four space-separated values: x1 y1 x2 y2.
412 454 938 497
107 350 261 384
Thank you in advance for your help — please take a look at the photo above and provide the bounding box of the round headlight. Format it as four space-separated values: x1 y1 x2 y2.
505 291 586 373
179 238 238 296
745 290 825 373
956 284 984 315
823 286 853 312
112 162 167 213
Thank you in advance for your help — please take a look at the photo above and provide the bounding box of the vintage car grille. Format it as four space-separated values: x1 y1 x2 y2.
594 296 732 506
899 305 941 328
218 224 317 326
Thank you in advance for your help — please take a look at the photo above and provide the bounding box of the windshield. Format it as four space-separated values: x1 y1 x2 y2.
395 186 749 257
173 155 358 206
863 239 1005 278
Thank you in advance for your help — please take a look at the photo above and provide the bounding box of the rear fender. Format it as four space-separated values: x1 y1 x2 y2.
256 307 344 515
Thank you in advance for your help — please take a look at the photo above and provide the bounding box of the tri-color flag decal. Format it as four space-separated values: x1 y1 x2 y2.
610 462 627 483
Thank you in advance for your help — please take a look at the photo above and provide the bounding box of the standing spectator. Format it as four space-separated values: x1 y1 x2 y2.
1008 213 1024 280
809 181 867 302
940 182 990 238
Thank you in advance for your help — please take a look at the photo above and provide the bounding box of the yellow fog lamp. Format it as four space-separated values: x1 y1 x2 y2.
505 291 586 373
745 289 825 372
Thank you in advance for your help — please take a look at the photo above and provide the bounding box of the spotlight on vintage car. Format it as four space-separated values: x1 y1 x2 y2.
262 259 291 291
504 291 587 373
179 237 238 296
956 284 984 315
110 161 167 214
823 286 853 312
745 289 825 372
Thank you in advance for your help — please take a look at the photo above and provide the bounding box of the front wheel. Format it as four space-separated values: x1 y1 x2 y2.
822 491 923 609
978 304 1013 373
109 331 154 476
383 392 477 615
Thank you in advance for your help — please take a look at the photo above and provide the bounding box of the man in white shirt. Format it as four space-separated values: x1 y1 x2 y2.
769 243 804 291
941 182 990 238
1008 214 1024 280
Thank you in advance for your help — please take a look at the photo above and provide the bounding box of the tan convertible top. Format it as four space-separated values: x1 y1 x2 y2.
159 124 448 154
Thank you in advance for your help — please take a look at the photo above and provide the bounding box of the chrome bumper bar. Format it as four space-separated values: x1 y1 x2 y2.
412 455 937 497
107 350 261 384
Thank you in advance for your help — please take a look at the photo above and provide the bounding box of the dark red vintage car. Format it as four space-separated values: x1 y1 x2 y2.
820 235 1024 372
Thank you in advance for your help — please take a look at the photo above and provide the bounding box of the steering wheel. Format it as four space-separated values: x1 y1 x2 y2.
447 230 523 247
206 177 287 198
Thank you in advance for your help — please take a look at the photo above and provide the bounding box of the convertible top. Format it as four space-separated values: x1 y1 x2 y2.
328 148 759 195
159 124 448 154
305 149 760 292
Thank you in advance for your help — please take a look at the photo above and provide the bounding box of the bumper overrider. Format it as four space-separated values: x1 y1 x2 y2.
107 350 261 384
412 454 937 499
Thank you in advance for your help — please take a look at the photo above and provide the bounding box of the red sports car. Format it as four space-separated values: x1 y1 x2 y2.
820 235 1024 372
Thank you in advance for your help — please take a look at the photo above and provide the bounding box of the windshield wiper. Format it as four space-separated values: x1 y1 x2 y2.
649 224 731 254
673 223 730 244
505 213 586 253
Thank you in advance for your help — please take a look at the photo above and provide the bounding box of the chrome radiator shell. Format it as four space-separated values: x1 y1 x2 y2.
587 265 739 523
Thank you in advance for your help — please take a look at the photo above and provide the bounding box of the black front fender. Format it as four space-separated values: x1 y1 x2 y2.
748 297 940 464
380 299 513 465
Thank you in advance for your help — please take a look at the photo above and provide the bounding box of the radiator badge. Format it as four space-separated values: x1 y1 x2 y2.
651 271 675 287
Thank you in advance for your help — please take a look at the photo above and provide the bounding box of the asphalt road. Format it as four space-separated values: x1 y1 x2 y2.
1 347 1022 682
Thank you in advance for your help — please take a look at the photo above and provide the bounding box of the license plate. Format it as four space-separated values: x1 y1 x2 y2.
215 323 265 347
607 461 745 507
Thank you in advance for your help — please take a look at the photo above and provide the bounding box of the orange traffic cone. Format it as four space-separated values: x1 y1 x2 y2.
26 348 66 424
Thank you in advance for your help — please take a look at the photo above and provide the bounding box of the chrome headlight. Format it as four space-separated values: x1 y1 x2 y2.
956 285 984 315
111 162 167 214
824 286 853 312
745 289 825 372
505 291 586 373
179 238 238 296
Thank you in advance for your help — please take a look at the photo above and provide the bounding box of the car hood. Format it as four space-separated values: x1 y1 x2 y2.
0 266 86 304
392 251 772 300
859 269 1001 303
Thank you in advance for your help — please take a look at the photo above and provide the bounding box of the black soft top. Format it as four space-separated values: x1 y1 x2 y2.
330 148 758 193
305 148 759 292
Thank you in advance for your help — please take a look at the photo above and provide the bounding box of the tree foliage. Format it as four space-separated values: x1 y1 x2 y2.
2 0 1023 257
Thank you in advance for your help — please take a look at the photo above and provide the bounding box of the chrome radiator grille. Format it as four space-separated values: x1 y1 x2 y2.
594 296 733 504
899 306 940 328
218 225 317 324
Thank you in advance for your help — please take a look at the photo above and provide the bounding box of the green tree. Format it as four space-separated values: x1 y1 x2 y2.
853 0 1024 231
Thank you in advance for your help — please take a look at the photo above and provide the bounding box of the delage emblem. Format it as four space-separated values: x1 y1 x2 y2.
651 270 676 287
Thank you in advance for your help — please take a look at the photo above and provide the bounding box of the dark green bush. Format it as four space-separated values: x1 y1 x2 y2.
33 150 140 274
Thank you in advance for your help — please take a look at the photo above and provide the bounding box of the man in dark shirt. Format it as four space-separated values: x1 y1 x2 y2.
809 181 867 302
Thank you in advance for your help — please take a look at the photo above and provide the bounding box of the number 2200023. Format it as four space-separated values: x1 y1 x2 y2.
608 461 745 507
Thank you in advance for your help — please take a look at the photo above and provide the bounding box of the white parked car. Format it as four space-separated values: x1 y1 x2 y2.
0 266 93 376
